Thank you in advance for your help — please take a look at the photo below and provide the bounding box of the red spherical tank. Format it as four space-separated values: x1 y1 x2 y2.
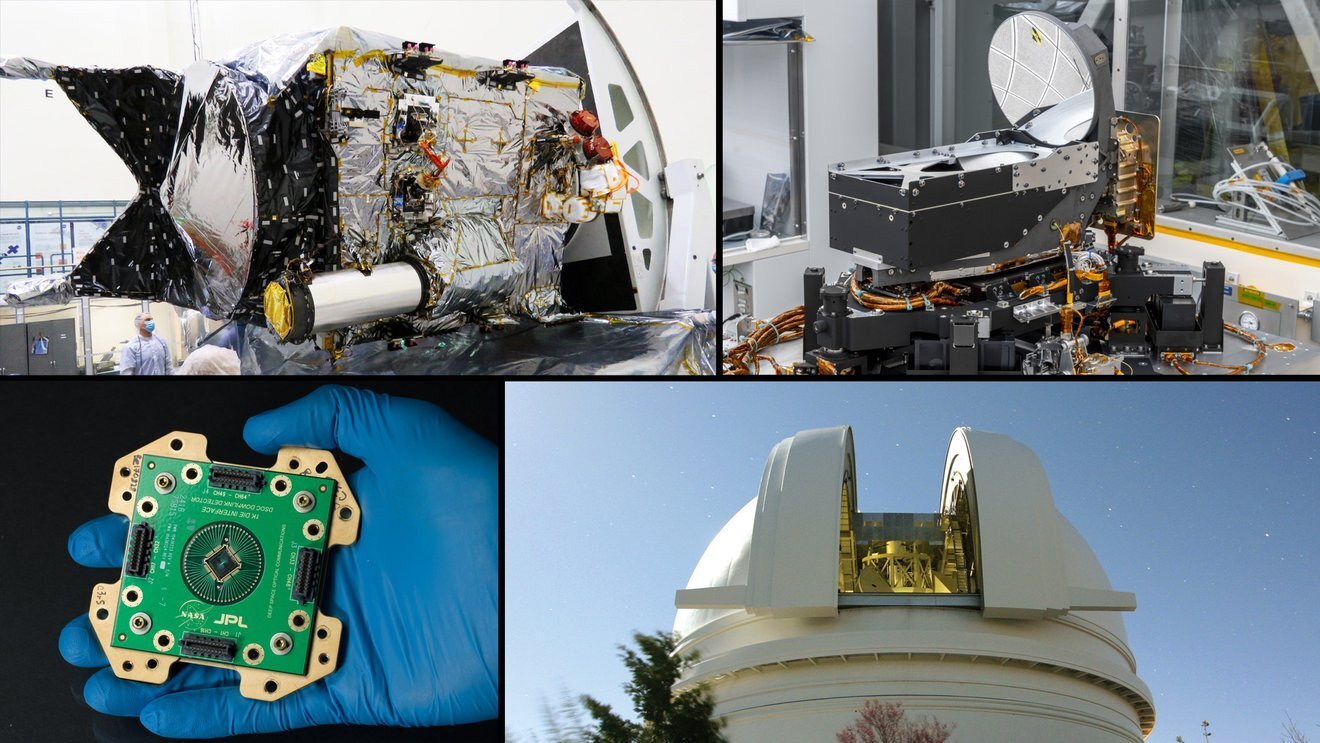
570 109 600 135
582 135 613 163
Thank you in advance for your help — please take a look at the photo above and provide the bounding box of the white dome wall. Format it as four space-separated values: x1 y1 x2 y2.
676 606 1152 742
676 497 756 637
695 651 1145 743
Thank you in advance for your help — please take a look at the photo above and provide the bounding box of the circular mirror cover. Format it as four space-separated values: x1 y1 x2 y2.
988 12 1093 128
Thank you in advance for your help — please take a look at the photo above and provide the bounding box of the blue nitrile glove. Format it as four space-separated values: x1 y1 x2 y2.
58 385 498 738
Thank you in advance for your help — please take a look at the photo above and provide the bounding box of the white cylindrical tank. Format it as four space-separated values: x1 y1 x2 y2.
673 427 1154 742
262 261 428 342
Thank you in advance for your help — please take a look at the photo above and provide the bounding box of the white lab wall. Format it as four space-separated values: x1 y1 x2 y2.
722 41 791 226
723 0 804 23
720 0 878 321
722 249 804 319
0 0 714 201
0 1 180 201
803 1 879 281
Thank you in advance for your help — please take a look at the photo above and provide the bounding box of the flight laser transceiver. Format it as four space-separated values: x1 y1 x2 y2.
87 432 360 700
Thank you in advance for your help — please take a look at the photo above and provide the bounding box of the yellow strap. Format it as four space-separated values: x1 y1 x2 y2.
529 76 581 90
353 50 387 67
428 64 477 79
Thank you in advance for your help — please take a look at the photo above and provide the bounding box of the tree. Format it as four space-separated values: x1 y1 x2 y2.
1282 712 1310 743
580 631 726 743
836 701 955 743
512 684 592 743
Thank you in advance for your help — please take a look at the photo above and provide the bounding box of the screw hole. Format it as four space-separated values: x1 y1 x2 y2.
338 507 352 520
141 501 153 513
315 461 328 474
274 480 287 492
170 438 183 451
264 680 278 694
156 634 169 647
292 615 305 627
289 458 300 470
121 491 132 501
318 653 329 665
147 659 158 669
316 627 328 640
308 524 320 537
119 467 131 477
126 590 139 602
123 661 134 671
248 648 260 660
96 608 108 620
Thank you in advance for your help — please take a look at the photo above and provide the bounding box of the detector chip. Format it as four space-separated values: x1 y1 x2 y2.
204 544 241 582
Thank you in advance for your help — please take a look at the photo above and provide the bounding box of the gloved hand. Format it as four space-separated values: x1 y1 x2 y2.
58 385 498 738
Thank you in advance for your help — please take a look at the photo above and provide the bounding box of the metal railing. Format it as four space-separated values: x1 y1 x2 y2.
0 200 130 283
0 200 134 375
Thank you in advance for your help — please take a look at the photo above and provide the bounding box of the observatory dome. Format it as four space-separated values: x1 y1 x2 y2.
674 426 1154 742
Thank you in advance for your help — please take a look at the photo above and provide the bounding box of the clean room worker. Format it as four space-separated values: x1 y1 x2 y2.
119 312 171 375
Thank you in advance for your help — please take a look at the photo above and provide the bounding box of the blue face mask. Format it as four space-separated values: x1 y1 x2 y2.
143 320 156 333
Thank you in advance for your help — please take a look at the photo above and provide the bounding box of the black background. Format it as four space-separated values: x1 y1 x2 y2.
0 379 502 743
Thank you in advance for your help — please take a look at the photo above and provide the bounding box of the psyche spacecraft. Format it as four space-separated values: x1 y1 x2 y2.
1 8 708 369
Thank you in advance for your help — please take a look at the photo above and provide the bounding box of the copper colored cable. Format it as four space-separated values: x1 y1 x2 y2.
849 275 964 311
1019 277 1069 301
1163 323 1290 375
1190 323 1266 374
723 306 805 375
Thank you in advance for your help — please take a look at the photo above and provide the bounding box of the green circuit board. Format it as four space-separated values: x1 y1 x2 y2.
108 455 338 675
